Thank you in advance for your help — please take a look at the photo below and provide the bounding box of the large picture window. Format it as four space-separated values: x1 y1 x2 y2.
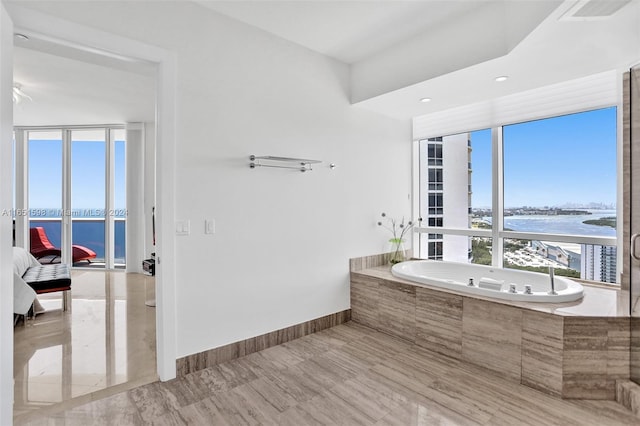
15 126 127 269
416 107 618 284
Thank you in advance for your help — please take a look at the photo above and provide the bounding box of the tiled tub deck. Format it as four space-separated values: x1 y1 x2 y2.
350 262 630 400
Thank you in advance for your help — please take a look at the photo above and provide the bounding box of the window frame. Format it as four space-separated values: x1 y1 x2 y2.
413 113 618 282
14 125 126 269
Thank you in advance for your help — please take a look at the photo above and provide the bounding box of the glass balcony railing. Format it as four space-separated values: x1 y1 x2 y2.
28 218 126 267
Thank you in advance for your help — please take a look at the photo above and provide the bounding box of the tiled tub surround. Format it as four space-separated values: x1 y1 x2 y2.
351 264 630 400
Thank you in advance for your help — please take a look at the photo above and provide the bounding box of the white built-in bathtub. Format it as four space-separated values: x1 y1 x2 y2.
391 260 584 303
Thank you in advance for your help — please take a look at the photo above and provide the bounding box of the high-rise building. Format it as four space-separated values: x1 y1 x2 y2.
419 134 471 262
581 244 617 283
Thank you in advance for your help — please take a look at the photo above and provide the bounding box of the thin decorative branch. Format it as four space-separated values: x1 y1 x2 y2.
377 212 414 241
378 212 414 264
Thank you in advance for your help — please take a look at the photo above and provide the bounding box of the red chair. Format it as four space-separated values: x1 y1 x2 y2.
29 227 97 264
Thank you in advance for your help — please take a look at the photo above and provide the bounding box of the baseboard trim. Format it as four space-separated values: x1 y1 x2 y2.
175 309 351 376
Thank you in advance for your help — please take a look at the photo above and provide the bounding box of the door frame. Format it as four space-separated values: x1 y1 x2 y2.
1 7 178 418
0 4 14 425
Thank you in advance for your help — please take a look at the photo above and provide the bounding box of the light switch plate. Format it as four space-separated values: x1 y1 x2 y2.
176 220 190 235
205 219 215 234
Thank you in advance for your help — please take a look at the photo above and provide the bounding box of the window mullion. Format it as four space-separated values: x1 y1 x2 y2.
412 139 421 258
62 130 72 265
105 128 114 269
492 126 504 267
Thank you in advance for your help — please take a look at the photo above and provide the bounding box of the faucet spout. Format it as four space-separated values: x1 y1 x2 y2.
548 266 557 295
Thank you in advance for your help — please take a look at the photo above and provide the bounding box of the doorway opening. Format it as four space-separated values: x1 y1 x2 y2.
11 32 159 422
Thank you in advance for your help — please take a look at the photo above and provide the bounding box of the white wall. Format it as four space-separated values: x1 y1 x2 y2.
13 2 411 358
0 4 12 424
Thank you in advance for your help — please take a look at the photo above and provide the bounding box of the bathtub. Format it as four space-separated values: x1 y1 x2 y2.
391 260 584 303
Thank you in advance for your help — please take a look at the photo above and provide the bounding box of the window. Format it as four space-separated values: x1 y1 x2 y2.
28 131 63 250
416 108 618 284
428 217 443 227
17 126 127 269
419 129 491 265
428 241 443 260
428 168 443 190
428 193 443 215
503 108 616 236
71 129 106 266
427 141 443 166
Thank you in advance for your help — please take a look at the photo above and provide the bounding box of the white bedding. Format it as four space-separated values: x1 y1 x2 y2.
13 247 39 315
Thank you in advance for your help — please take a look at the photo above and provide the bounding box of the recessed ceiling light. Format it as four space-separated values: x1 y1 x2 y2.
495 76 509 82
14 33 29 41
420 97 432 103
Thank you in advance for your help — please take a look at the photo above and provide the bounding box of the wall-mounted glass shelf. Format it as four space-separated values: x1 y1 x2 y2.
249 155 322 172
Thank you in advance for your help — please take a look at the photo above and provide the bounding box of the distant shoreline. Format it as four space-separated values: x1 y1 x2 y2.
472 207 611 218
504 208 591 217
472 209 617 237
582 216 616 229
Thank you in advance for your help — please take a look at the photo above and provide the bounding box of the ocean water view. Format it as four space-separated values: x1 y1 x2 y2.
482 209 617 238
25 208 127 262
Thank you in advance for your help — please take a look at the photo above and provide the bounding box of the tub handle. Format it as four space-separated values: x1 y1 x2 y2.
632 233 640 261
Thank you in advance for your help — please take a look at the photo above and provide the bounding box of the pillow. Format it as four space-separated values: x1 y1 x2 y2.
13 246 40 277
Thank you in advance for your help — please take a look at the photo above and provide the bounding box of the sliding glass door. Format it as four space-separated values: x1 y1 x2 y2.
17 126 126 269
71 129 106 266
27 131 63 260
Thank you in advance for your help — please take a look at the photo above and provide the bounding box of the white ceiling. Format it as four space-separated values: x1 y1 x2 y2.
13 33 156 127
195 0 486 64
10 0 640 126
356 0 640 119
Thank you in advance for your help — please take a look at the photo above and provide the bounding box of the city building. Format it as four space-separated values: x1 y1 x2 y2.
582 244 618 283
419 133 471 263
532 240 581 271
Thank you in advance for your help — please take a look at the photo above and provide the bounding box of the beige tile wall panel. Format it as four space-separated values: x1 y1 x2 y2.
377 280 416 342
521 311 564 397
350 273 380 329
462 298 523 382
607 318 632 386
415 287 463 359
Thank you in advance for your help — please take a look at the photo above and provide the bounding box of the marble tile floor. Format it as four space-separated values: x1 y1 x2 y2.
17 322 640 425
14 270 157 424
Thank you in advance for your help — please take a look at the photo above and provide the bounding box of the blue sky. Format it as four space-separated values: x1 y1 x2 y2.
470 107 617 209
28 139 126 213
